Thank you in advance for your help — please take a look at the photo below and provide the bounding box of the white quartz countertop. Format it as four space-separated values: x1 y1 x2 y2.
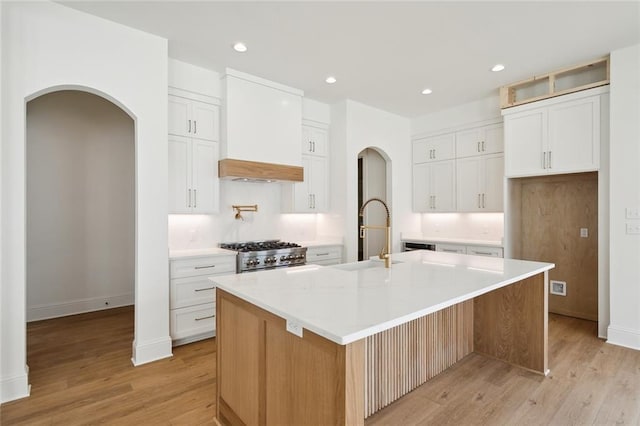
211 250 553 345
169 247 236 260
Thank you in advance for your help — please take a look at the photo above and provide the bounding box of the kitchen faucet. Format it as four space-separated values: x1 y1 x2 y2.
359 198 392 268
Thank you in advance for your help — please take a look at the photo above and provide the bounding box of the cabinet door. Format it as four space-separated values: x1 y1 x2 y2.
413 133 455 163
191 101 219 142
482 154 504 212
548 96 600 174
482 123 504 155
456 157 482 212
168 136 191 214
455 128 484 158
191 140 219 214
310 127 327 156
431 160 456 212
293 155 312 212
168 96 191 137
309 156 327 211
412 163 430 212
504 109 547 177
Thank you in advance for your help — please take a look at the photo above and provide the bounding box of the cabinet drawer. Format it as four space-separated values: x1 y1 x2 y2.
170 255 236 278
170 276 217 309
466 246 503 258
170 303 216 340
307 246 342 264
436 243 467 254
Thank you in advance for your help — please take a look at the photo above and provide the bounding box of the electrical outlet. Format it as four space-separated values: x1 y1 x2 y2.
580 228 588 238
550 280 567 296
286 319 303 337
626 223 640 235
626 207 640 219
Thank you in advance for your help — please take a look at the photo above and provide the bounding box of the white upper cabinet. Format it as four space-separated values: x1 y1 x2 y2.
168 136 219 214
456 123 504 158
413 133 455 163
301 126 327 156
413 160 456 212
503 88 604 177
282 123 329 213
169 95 219 142
457 154 504 212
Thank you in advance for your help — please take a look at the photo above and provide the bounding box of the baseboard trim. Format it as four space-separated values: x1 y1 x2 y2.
27 293 134 322
607 325 640 350
131 336 173 366
1 365 30 403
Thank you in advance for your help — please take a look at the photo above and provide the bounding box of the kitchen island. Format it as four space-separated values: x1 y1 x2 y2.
211 250 554 425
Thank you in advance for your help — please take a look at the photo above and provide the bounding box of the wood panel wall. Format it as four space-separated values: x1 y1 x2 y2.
364 300 474 418
519 172 598 321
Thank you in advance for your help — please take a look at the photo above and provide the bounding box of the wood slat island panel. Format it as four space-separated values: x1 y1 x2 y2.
364 300 474 417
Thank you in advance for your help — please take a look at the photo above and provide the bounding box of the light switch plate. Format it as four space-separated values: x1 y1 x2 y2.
626 207 640 219
580 228 588 238
626 223 640 235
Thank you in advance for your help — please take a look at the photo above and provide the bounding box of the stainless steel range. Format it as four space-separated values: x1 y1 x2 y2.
220 240 307 273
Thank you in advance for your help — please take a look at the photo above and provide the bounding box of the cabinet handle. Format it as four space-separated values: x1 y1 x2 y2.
193 189 197 208
312 194 316 209
312 141 316 152
433 195 436 209
473 251 494 256
482 141 485 151
188 119 191 133
432 149 436 159
309 194 312 209
482 193 485 208
442 248 458 253
309 140 313 152
543 151 547 169
194 120 197 134
194 286 216 292
194 265 216 270
477 141 480 152
548 151 552 169
195 314 215 321
315 252 330 256
188 189 192 207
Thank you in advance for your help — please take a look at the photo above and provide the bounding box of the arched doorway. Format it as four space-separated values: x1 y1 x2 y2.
357 147 389 261
26 90 135 372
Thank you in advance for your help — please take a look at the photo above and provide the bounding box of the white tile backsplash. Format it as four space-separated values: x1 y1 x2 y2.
169 180 320 249
421 212 504 242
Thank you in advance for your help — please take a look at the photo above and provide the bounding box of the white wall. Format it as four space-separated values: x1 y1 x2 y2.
26 91 135 321
607 43 640 350
325 100 418 262
1 2 169 402
411 96 501 137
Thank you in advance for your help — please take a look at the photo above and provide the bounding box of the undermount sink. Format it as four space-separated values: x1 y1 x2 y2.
330 259 403 271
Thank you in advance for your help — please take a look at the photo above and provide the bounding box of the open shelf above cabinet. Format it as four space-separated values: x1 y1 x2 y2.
500 56 609 109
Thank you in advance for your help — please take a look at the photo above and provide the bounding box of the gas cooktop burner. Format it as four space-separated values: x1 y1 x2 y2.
220 240 307 273
220 240 302 253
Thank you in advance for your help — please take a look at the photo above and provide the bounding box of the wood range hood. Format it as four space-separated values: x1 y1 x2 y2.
218 158 303 183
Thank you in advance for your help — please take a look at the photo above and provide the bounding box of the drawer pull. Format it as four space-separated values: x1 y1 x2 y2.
315 252 330 256
195 314 215 321
474 251 493 256
194 265 216 270
194 287 215 292
442 249 459 253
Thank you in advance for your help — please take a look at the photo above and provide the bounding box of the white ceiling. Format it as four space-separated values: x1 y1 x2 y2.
61 1 640 118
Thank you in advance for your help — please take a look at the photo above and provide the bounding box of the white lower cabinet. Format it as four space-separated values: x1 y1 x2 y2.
169 254 236 345
306 245 343 266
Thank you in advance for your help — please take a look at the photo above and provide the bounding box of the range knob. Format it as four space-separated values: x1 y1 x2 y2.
297 254 304 260
280 255 287 261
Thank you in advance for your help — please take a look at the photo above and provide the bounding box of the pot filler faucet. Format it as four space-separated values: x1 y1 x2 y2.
359 198 391 268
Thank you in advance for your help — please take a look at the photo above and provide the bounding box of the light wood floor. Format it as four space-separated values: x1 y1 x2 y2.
2 308 639 425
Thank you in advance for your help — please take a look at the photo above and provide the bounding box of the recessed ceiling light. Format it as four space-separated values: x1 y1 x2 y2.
233 42 248 53
491 64 505 72
421 88 433 95
325 76 337 84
